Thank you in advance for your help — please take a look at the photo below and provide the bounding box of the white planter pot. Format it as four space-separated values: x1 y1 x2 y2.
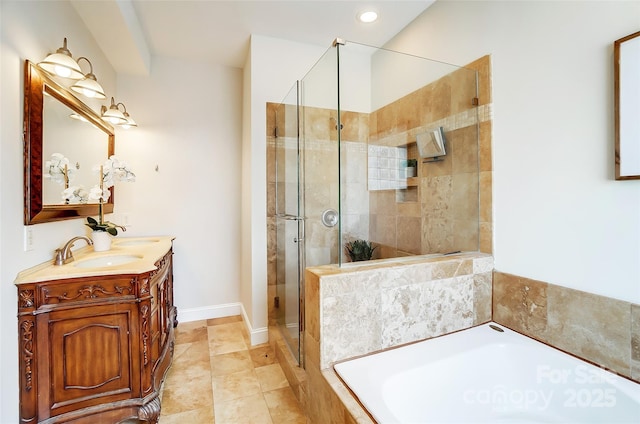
92 231 112 252
406 166 417 177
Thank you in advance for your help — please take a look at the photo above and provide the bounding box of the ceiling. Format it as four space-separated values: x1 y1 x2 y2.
70 0 435 75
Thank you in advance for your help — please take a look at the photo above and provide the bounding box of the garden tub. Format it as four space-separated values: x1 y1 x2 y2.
334 323 640 423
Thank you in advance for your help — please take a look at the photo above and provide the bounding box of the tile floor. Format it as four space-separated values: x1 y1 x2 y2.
158 316 307 423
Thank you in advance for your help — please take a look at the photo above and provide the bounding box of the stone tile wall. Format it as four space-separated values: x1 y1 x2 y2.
493 271 640 383
305 253 493 369
368 55 493 258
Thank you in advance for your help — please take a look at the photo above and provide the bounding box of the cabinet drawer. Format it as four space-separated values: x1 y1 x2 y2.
39 277 136 308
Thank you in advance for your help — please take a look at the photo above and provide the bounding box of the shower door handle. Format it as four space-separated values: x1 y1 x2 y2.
276 213 303 221
293 237 304 243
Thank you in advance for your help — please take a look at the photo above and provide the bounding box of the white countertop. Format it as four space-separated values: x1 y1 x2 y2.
15 236 175 285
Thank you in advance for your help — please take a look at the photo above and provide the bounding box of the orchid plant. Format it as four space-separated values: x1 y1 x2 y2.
61 186 89 204
45 153 89 204
44 153 76 186
85 155 135 235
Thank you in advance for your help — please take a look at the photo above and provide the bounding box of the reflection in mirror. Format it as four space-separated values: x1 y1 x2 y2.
24 60 114 224
615 31 640 180
42 92 108 204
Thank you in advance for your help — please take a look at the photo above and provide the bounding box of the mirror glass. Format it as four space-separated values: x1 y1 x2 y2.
24 60 115 224
42 91 109 204
615 31 640 180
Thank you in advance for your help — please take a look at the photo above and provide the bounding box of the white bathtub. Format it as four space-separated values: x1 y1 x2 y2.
334 323 640 423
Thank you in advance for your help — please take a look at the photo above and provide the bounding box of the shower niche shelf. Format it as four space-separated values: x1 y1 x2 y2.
396 186 418 203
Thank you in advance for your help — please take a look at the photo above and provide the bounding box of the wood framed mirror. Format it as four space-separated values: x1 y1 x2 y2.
24 60 115 224
614 31 640 180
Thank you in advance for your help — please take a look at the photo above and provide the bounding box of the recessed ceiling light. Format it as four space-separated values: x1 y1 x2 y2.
358 10 378 23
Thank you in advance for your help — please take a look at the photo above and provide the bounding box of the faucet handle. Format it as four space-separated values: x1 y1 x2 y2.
53 248 64 266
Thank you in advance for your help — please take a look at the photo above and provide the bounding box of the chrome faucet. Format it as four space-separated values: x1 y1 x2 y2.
54 236 93 266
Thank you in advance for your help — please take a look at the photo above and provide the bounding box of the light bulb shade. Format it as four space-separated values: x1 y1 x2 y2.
103 108 127 125
102 98 127 125
119 112 137 129
71 74 106 99
118 112 138 130
38 38 83 79
69 113 89 123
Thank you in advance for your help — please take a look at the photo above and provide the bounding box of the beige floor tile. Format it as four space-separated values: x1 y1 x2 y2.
249 344 277 367
255 364 289 392
263 387 307 424
176 325 209 345
159 406 214 423
168 344 212 381
213 369 262 403
208 323 249 354
172 342 191 359
215 393 273 424
211 350 254 376
161 373 214 415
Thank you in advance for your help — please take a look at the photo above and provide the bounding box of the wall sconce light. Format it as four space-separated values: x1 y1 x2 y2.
37 38 84 79
101 97 137 128
70 57 106 99
101 97 127 125
119 107 138 129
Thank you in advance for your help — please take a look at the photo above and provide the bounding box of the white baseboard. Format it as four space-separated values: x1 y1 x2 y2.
177 302 242 323
240 304 269 346
177 302 268 346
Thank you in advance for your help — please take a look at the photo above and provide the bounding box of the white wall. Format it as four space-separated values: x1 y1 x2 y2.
115 56 243 320
1 2 117 421
242 35 327 343
387 0 640 303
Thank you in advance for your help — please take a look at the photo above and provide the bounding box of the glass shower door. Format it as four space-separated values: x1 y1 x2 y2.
274 83 303 364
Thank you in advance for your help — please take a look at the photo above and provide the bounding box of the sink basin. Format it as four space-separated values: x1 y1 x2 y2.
74 254 142 268
116 239 159 246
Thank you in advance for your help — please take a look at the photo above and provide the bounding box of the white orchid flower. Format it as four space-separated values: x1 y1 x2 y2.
61 186 88 204
45 153 75 184
88 185 110 202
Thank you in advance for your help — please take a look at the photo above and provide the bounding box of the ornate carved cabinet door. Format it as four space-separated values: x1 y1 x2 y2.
38 303 141 418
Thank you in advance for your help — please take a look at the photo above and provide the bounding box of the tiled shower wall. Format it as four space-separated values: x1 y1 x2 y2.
368 56 493 259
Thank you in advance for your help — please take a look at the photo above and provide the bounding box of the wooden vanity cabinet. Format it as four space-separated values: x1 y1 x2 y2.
16 248 177 424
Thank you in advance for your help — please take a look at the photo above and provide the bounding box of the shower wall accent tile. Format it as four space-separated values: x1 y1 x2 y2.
493 271 640 383
479 120 493 172
307 253 493 368
479 221 493 253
